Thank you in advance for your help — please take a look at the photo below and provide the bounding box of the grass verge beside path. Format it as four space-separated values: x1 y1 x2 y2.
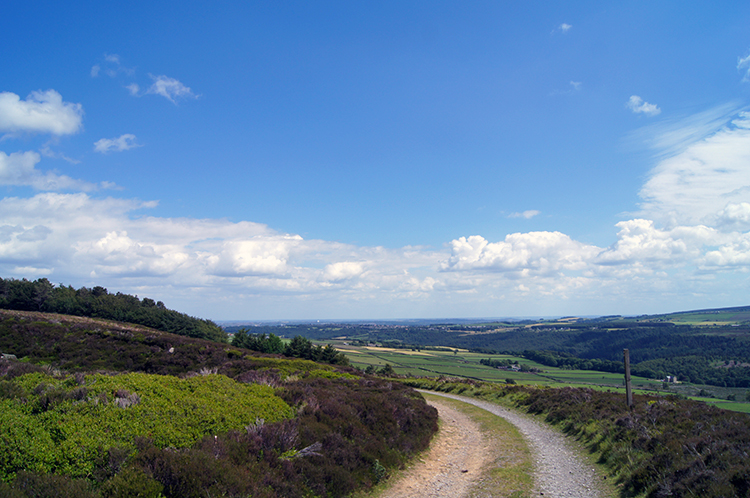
363 393 534 498
425 394 534 498
426 391 618 498
402 378 750 497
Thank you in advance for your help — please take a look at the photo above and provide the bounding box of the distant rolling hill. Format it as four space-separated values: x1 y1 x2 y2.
636 305 750 325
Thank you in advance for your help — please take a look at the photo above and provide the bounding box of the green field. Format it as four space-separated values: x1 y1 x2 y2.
337 343 650 387
332 342 750 413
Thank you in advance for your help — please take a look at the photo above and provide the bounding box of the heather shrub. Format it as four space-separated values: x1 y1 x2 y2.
137 443 253 498
280 377 438 497
0 359 44 379
100 467 163 498
126 375 440 498
0 480 22 498
0 312 439 497
91 446 131 482
2 471 99 498
0 315 358 382
402 377 750 498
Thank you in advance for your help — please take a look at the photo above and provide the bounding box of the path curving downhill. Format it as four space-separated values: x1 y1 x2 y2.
414 391 607 498
378 398 492 498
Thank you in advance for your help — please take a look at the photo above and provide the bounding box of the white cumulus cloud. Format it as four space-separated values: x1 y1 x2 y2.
702 233 750 268
627 95 661 116
0 151 103 191
0 90 83 136
205 237 302 277
717 202 750 230
323 261 365 281
595 219 717 266
1 186 749 319
0 193 447 312
76 230 190 277
94 134 142 154
440 232 600 275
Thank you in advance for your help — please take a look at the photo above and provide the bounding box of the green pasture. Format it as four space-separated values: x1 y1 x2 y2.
709 401 750 413
336 343 651 388
335 342 750 413
685 395 750 413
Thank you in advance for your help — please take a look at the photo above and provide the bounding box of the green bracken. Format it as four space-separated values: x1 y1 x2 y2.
0 371 294 480
0 308 439 498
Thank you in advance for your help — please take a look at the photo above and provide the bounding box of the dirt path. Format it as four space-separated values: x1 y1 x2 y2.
378 399 492 497
378 391 610 498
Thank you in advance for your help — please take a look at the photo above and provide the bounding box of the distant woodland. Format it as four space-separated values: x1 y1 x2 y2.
0 278 225 342
231 330 349 366
231 321 750 388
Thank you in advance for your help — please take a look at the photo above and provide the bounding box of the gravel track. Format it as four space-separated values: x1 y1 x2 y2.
378 399 491 498
415 391 607 498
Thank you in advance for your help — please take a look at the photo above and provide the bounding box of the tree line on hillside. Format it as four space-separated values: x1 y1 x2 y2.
232 322 750 388
633 355 750 387
522 350 750 387
522 350 625 373
0 278 225 342
231 329 349 366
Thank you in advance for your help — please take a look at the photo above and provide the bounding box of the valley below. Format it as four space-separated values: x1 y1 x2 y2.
2 282 750 497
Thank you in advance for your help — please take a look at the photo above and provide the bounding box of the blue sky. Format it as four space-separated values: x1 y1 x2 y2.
2 1 750 320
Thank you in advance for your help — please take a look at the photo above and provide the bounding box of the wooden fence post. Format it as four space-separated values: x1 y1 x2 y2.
624 348 633 408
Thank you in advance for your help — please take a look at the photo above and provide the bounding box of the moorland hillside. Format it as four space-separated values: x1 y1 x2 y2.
0 309 438 498
0 277 225 341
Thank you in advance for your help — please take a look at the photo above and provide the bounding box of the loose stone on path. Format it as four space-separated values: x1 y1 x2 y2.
378 399 491 498
422 391 605 498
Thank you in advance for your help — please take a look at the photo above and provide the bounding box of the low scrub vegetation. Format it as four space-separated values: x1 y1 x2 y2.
0 367 294 481
0 311 438 498
403 377 750 498
0 311 350 379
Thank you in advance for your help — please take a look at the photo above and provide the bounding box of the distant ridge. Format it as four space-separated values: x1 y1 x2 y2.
666 305 750 315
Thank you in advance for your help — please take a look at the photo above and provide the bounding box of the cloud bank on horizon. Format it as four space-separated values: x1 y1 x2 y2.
2 2 750 320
